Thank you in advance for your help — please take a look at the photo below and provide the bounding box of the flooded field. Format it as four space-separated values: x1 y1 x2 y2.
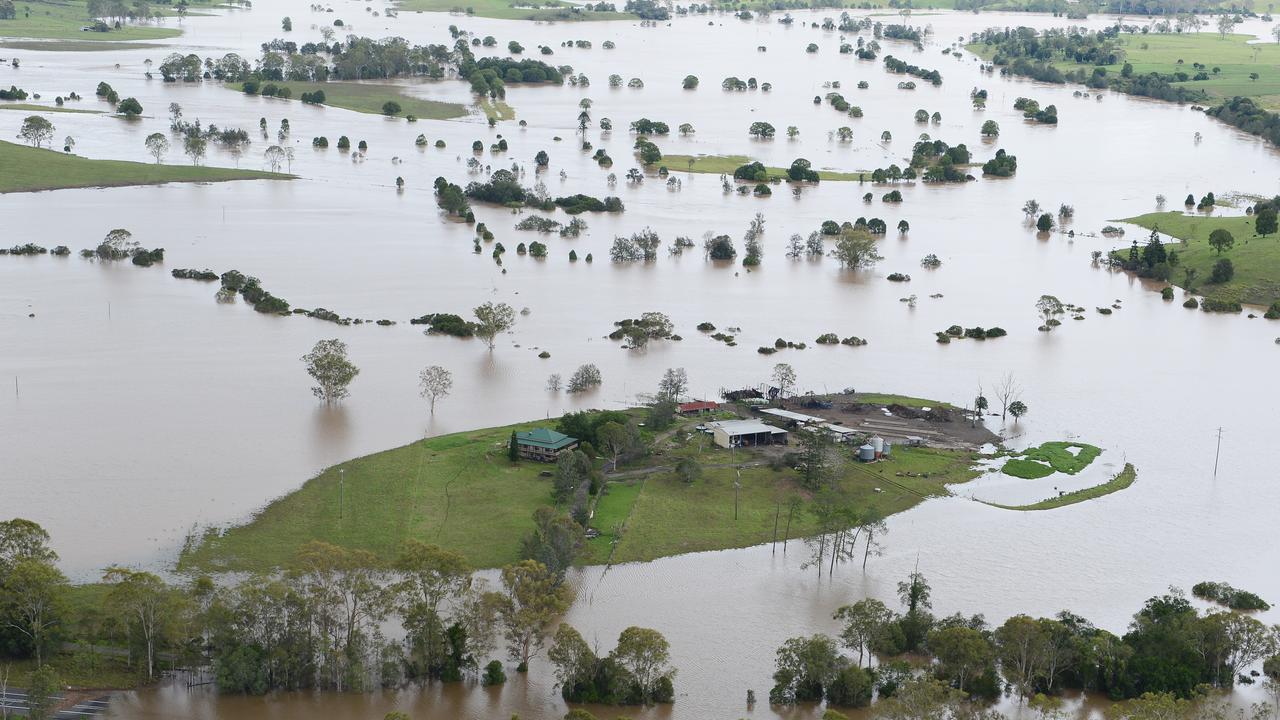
3 3 1279 718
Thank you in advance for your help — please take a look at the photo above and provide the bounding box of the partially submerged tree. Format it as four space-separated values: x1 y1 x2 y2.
418 365 453 413
301 338 359 403
473 302 516 351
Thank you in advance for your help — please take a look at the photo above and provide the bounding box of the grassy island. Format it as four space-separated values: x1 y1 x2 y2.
0 140 289 193
663 153 867 181
1120 211 1279 307
985 464 1138 511
230 80 467 121
181 403 983 574
393 0 631 21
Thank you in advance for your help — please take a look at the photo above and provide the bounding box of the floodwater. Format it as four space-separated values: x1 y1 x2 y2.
3 3 1280 718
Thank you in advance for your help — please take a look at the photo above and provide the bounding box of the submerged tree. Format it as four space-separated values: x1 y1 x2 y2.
417 365 453 413
301 338 360 403
473 302 516 350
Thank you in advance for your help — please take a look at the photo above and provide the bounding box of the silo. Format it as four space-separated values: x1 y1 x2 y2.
871 436 884 458
882 441 893 458
858 444 875 462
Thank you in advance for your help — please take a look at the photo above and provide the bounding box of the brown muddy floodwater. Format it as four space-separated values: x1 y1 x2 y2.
3 3 1279 718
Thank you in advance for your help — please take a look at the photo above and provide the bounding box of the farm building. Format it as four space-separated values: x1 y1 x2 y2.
707 419 788 449
514 428 579 462
678 400 720 415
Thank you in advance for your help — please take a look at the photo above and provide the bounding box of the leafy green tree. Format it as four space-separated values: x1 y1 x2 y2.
682 74 699 89
301 338 359 403
1036 295 1063 331
1210 258 1234 283
1008 400 1028 421
981 119 1000 137
0 518 58 576
1208 228 1234 255
829 227 883 269
144 132 169 163
834 598 894 668
613 626 675 704
1036 213 1054 232
492 560 574 671
675 457 702 484
770 634 841 703
0 559 67 665
473 301 516 350
928 626 994 692
103 566 178 680
117 97 143 116
24 665 61 720
183 134 207 165
749 121 776 138
395 541 472 680
1255 207 1278 237
17 115 53 147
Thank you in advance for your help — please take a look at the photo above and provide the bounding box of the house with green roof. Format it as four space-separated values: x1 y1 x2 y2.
515 427 579 462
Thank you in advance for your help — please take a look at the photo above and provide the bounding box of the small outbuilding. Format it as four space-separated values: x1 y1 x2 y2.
514 428 579 462
678 400 720 415
707 419 788 449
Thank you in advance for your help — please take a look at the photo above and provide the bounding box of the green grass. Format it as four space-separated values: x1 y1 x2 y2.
663 153 867 182
853 392 955 409
0 0 182 41
0 102 104 114
0 139 288 193
985 464 1138 511
479 97 516 122
585 480 643 561
231 81 467 121
0 39 166 50
394 0 632 20
968 33 1280 110
180 422 572 573
2 652 147 690
1021 441 1102 474
1121 211 1280 306
182 416 980 573
1002 458 1055 479
608 445 976 564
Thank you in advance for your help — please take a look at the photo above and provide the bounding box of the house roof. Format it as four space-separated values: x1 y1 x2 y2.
678 401 719 412
708 419 787 436
516 427 578 450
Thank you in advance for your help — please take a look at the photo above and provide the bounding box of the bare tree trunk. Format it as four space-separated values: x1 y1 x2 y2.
771 502 780 553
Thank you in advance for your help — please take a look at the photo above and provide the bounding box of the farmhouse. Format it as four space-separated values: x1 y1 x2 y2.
514 428 579 462
707 419 788 449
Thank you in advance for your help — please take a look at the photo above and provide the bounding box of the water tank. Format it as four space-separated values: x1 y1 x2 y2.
882 441 892 458
858 444 875 462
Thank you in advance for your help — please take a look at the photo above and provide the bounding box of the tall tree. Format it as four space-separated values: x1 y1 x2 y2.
301 338 359 403
103 566 178 680
417 365 453 414
834 598 894 668
1 560 66 666
473 302 516 351
613 626 675 703
491 560 574 671
656 367 688 402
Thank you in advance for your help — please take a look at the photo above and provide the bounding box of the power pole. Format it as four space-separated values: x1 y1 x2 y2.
339 468 345 520
1213 427 1223 479
733 468 741 521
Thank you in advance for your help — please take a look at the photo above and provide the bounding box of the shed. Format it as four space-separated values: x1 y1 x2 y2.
708 419 788 449
678 400 720 415
514 428 579 462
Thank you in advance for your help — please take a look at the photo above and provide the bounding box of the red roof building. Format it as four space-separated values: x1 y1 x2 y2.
678 401 719 414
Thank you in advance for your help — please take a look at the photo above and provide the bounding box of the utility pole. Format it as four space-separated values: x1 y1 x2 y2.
734 468 741 521
1213 428 1223 479
339 468 345 520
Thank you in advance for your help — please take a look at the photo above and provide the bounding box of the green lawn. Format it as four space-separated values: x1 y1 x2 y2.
182 416 980 574
479 97 516 122
231 81 467 121
0 0 182 41
663 153 867 182
1020 441 1101 474
395 0 632 21
853 392 955 409
2 652 147 690
0 102 104 114
1121 211 1280 306
1002 458 1054 479
986 464 1138 511
968 32 1280 110
0 139 288 193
